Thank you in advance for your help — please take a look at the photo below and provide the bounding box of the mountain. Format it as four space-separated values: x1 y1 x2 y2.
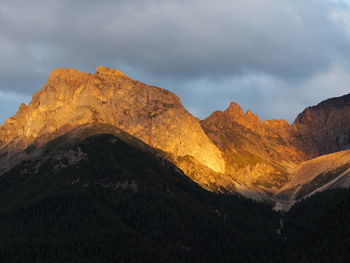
293 93 350 158
272 94 350 209
0 66 224 190
0 66 300 196
2 66 350 203
201 94 350 195
2 67 350 261
274 150 350 210
201 102 304 192
0 123 281 263
1 122 350 262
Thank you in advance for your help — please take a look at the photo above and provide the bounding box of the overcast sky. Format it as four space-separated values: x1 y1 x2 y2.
1 0 350 124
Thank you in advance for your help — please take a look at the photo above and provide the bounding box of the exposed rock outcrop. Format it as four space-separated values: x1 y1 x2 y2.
293 93 350 158
201 103 305 191
0 67 225 186
3 66 350 198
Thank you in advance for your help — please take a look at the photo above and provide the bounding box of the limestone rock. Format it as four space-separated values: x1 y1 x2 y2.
0 67 225 178
4 67 350 197
201 103 305 191
293 93 350 158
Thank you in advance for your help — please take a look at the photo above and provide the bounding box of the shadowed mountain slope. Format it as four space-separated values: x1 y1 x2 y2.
293 93 350 158
0 123 350 262
0 123 281 263
283 188 350 263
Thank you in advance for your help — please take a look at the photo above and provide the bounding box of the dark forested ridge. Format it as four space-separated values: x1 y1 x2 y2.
0 124 283 263
0 124 349 262
283 188 350 263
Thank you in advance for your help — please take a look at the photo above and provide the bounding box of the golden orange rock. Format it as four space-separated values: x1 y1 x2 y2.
3 67 350 200
201 103 305 191
0 67 224 179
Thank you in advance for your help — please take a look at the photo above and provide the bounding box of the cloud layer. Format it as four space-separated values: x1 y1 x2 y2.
1 0 350 123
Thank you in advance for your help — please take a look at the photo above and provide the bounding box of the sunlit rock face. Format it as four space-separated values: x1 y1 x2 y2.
201 102 305 191
0 66 224 177
293 93 350 158
3 66 350 197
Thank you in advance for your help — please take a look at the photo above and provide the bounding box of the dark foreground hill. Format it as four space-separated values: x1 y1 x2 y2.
0 124 281 263
283 187 350 263
0 123 350 262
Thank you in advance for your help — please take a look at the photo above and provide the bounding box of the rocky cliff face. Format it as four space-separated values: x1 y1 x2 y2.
293 93 350 158
3 66 350 197
201 103 305 190
0 66 225 185
201 93 350 192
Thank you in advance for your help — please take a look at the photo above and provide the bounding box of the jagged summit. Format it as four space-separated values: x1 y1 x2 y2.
43 66 130 93
48 67 86 81
206 102 291 143
225 102 244 116
95 66 129 79
201 102 304 190
47 66 128 81
224 102 290 130
225 102 260 118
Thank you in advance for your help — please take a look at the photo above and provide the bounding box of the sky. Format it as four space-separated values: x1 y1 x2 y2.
1 0 350 124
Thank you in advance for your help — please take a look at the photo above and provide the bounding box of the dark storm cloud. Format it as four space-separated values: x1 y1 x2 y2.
1 0 350 123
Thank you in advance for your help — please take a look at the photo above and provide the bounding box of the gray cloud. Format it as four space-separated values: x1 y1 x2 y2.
1 0 350 123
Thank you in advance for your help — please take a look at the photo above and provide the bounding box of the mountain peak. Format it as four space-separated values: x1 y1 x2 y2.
292 93 350 158
313 93 350 109
223 102 262 130
48 68 86 82
225 102 244 116
0 66 225 178
47 66 129 85
95 66 129 79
